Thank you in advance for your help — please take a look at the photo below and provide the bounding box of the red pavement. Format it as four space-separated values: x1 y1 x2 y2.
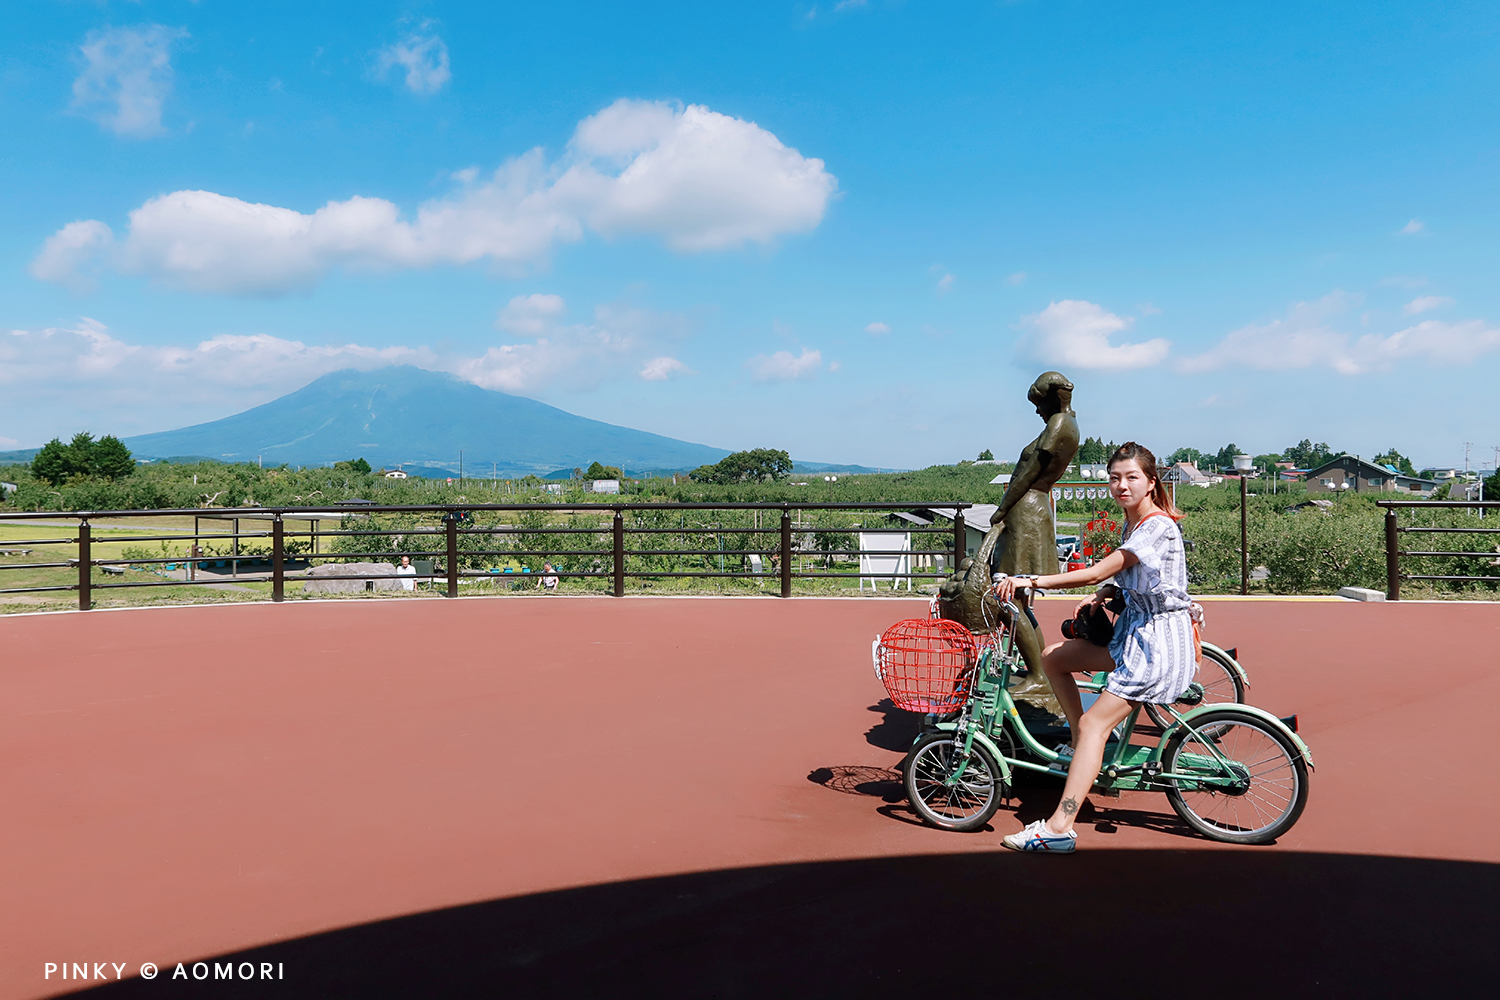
3 595 1498 998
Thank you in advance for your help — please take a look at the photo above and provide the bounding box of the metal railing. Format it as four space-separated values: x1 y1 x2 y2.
1378 500 1500 599
0 502 973 610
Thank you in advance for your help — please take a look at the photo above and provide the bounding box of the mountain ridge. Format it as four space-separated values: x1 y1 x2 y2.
117 366 733 476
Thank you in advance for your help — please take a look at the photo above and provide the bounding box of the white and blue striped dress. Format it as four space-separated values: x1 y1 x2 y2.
1105 513 1197 704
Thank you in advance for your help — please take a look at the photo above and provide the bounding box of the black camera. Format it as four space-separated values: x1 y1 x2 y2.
1060 599 1121 647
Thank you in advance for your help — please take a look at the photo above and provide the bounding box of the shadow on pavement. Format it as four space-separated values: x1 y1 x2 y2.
85 850 1494 999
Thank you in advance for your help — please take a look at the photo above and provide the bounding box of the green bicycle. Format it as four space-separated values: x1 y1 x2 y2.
874 604 1312 844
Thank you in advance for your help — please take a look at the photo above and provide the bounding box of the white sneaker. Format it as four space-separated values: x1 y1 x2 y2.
1002 819 1077 853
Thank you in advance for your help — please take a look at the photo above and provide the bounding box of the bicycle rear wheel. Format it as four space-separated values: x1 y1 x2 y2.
904 731 1006 832
1146 645 1245 731
1161 709 1307 844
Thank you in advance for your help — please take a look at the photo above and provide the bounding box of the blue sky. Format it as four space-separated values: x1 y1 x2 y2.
3 1 1498 471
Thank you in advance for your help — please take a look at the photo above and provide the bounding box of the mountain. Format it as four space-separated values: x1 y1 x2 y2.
121 367 732 476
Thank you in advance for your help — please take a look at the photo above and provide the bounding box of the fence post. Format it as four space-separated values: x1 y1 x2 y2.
613 509 625 596
271 515 285 602
1240 476 1249 596
780 508 792 598
446 513 459 598
953 508 965 569
1385 507 1400 601
77 519 91 611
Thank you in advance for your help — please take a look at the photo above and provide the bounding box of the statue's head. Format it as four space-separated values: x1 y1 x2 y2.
1027 371 1074 416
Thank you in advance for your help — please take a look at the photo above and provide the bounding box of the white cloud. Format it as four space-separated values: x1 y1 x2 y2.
1019 300 1170 371
936 273 955 294
864 321 890 335
374 33 451 94
746 347 822 382
0 305 691 440
1178 292 1354 374
71 25 188 138
1349 319 1500 370
0 319 434 434
36 99 838 295
496 293 567 336
1400 218 1424 235
1178 292 1500 375
639 356 691 381
1004 271 1026 287
835 0 869 10
30 220 116 291
1403 295 1452 316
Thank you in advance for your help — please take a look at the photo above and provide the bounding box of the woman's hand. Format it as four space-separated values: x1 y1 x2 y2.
991 574 1039 604
1075 593 1104 617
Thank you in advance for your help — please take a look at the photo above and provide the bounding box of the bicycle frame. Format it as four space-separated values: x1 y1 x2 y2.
927 605 1312 795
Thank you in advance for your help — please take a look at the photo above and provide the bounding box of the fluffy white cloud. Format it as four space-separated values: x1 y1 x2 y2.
1403 295 1452 316
638 357 691 380
71 25 188 138
462 298 690 394
936 273 955 294
0 302 691 441
1400 218 1424 235
864 321 890 335
0 319 436 438
496 293 567 336
746 347 822 382
1178 292 1353 374
1019 300 1170 371
30 220 115 290
36 99 838 295
374 33 451 94
1179 292 1500 374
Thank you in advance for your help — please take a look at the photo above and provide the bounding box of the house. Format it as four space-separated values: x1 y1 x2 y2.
584 479 621 494
894 504 999 561
382 469 409 479
1161 462 1213 487
1305 455 1436 495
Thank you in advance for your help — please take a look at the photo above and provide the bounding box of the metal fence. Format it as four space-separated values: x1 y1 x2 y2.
1378 499 1500 599
0 502 974 610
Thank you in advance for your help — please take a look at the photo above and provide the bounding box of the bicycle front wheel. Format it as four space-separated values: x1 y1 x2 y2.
1161 710 1308 844
904 731 1006 832
1146 645 1246 730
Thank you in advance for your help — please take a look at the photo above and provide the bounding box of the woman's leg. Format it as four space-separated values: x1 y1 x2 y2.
1037 638 1113 733
1045 691 1137 835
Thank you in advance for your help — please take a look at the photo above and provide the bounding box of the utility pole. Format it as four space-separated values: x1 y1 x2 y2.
1464 442 1472 475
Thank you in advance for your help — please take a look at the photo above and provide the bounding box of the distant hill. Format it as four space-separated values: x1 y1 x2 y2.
119 366 733 476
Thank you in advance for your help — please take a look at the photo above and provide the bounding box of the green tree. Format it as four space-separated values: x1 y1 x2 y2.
91 435 135 479
691 448 793 484
333 457 372 474
1284 439 1333 468
1078 437 1108 464
584 461 623 479
1211 444 1242 471
1372 448 1415 477
978 448 993 461
1167 447 1205 467
30 438 74 485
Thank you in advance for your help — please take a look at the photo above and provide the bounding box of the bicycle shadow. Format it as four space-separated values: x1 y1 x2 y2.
861 698 920 751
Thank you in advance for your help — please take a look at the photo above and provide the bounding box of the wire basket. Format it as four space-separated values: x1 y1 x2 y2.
872 618 978 714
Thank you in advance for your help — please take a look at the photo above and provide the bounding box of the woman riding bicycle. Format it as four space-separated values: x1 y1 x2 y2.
991 441 1195 853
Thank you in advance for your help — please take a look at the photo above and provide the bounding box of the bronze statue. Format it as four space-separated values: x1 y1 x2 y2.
939 372 1080 703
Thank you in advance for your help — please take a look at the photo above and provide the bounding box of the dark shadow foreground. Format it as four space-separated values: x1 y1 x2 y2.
86 851 1493 999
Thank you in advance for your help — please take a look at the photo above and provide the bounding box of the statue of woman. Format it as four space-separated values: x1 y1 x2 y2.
940 372 1079 683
